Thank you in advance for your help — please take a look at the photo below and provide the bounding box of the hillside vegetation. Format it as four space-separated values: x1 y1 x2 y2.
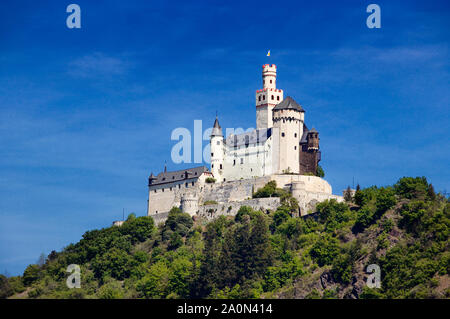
1 177 449 299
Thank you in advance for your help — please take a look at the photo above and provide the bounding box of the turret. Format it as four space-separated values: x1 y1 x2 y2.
256 64 284 129
210 116 224 181
148 173 156 186
307 128 319 151
272 96 304 174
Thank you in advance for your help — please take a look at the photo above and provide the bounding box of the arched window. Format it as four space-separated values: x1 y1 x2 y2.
263 95 265 100
271 95 274 100
277 96 280 101
258 96 261 101
270 79 272 84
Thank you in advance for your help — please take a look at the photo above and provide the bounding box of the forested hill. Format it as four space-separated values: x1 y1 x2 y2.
1 177 449 299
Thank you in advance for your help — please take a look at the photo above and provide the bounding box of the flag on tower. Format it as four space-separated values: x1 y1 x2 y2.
267 50 271 57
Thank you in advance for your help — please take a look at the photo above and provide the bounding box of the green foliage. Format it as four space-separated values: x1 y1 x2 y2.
11 176 450 299
394 176 429 199
310 234 339 266
205 177 216 184
23 264 41 286
162 207 194 242
316 165 325 178
0 275 13 299
253 181 281 198
203 200 218 205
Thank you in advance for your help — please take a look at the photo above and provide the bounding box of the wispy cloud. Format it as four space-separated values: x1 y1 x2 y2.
68 53 131 78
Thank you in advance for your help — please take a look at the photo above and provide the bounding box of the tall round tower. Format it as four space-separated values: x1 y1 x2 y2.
272 96 305 174
210 116 224 182
256 64 284 129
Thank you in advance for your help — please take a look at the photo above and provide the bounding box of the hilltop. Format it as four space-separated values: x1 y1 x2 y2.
1 176 449 299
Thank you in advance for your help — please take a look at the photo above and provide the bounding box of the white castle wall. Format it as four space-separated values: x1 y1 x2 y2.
148 174 343 223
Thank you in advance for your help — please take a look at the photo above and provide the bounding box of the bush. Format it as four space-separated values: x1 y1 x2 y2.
394 177 429 199
253 181 279 198
316 165 325 178
205 177 216 184
310 235 340 266
23 264 41 286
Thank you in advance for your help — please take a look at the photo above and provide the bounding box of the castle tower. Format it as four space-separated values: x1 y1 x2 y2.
256 64 284 129
210 116 224 181
307 128 319 151
272 96 305 174
181 193 199 216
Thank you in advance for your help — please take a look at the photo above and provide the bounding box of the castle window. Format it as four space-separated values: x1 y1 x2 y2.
270 80 272 84
240 158 244 164
294 146 297 150
192 182 194 186
295 133 297 138
245 135 249 147
233 159 236 166
162 188 164 192
271 95 274 100
258 96 261 101
154 189 157 193
277 96 280 101
172 176 175 179
211 153 214 157
178 184 181 189
282 132 285 137
185 183 188 188
263 95 265 100
212 164 214 168
170 187 172 191
220 164 222 169
263 80 265 85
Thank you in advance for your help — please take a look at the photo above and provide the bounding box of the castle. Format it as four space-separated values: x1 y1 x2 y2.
146 64 343 224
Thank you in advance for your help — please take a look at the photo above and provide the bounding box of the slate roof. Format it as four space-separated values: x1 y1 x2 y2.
300 124 309 144
211 117 223 136
273 96 305 112
225 128 272 147
149 166 210 186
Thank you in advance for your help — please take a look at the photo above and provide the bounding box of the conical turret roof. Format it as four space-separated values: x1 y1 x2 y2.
211 116 223 137
273 96 305 112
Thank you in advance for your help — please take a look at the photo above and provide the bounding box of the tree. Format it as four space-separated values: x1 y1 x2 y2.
22 264 40 286
121 216 155 244
316 165 325 178
394 177 428 199
37 253 46 267
253 181 277 198
0 275 13 299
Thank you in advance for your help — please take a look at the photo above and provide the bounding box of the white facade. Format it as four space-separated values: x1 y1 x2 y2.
210 64 307 182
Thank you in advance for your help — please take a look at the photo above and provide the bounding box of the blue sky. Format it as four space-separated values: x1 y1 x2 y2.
0 0 449 276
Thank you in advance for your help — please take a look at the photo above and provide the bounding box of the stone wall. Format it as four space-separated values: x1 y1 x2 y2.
148 174 344 223
197 197 281 221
